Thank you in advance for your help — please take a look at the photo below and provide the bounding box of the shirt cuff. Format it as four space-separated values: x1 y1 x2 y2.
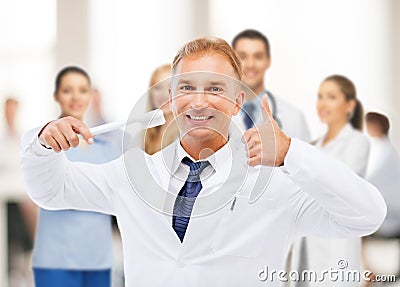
279 138 306 176
30 128 55 156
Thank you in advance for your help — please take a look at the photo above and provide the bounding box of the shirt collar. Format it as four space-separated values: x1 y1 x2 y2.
171 139 231 175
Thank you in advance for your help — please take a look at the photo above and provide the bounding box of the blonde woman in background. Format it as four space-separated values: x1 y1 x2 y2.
293 75 370 287
143 64 179 154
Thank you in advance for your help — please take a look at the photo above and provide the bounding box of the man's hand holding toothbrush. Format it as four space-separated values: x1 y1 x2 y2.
39 109 165 152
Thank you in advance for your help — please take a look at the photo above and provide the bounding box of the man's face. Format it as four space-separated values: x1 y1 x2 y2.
170 53 243 143
366 122 384 138
234 38 270 92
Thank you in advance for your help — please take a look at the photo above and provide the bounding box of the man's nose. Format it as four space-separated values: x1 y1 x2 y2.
190 91 208 109
244 57 255 68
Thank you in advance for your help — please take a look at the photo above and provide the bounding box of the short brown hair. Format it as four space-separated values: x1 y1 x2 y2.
365 112 390 135
232 29 271 58
172 37 242 80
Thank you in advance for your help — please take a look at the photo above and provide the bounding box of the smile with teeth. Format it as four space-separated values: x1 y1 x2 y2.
186 115 213 121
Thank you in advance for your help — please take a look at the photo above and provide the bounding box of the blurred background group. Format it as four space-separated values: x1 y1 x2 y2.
1 0 400 287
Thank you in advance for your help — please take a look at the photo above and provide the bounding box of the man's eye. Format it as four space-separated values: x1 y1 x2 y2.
254 53 266 60
208 87 223 93
238 53 246 60
180 86 194 91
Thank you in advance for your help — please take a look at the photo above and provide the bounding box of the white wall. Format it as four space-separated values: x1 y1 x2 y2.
0 0 56 132
391 0 400 150
56 0 90 70
88 0 196 122
209 0 397 145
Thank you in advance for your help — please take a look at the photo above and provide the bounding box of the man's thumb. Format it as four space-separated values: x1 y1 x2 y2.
261 94 272 122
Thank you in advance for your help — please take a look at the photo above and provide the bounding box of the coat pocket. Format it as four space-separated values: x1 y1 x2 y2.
211 195 276 258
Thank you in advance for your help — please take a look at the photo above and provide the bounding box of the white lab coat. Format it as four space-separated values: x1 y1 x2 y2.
20 127 385 287
314 123 370 177
367 136 400 237
294 123 370 287
272 95 311 142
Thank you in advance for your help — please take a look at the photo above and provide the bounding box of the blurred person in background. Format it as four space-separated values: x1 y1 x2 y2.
362 112 400 287
88 88 107 125
32 66 118 287
232 29 311 141
293 75 370 287
365 112 400 237
86 87 123 157
314 75 369 175
143 64 179 155
1 97 38 286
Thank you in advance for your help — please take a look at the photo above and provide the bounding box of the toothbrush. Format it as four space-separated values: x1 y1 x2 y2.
88 109 165 136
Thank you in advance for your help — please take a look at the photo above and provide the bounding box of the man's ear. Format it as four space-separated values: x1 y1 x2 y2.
265 56 271 70
53 93 58 103
232 91 245 116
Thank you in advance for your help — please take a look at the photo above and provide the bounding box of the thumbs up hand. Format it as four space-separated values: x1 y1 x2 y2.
242 94 291 167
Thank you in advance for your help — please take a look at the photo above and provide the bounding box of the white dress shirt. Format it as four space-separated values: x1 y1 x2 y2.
168 140 230 197
20 127 385 287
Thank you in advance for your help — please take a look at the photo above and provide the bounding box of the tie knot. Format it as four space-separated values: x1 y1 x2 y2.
242 101 256 113
182 157 210 176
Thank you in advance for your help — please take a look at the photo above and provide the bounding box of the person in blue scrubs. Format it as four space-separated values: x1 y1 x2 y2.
32 66 120 287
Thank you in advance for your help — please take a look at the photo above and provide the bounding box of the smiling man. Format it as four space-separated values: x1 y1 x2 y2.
21 37 386 287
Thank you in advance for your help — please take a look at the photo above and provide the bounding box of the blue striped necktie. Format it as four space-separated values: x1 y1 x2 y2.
172 157 210 242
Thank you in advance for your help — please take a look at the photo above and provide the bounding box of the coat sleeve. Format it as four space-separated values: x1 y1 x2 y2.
20 127 122 215
280 139 387 238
